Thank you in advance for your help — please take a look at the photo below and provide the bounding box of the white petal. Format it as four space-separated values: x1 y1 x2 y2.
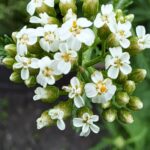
120 64 132 75
57 119 65 130
91 115 99 122
94 13 104 28
30 16 41 24
39 39 50 52
108 66 119 79
82 124 89 134
13 63 23 69
58 61 71 74
90 124 100 134
44 0 54 7
91 71 103 83
67 37 81 51
73 118 84 127
77 29 95 46
74 96 85 108
120 52 130 63
17 44 28 56
136 26 146 38
119 38 130 48
59 43 68 52
30 58 39 68
109 47 122 57
70 77 80 87
77 18 92 27
21 68 29 80
80 129 91 137
85 83 98 98
105 55 112 69
47 76 55 85
27 1 36 16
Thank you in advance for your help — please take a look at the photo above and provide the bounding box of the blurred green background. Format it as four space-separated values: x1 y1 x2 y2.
0 0 150 150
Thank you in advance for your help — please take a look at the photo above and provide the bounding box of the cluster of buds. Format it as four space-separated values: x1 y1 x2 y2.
2 0 150 137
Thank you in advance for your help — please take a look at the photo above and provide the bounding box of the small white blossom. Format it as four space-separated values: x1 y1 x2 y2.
27 0 55 16
94 4 116 30
73 113 100 137
30 12 53 25
38 24 60 52
48 108 65 130
16 26 38 56
63 77 85 108
105 47 132 79
54 38 80 74
59 17 95 46
33 87 48 101
111 22 132 48
37 56 61 87
136 25 150 50
36 113 50 129
85 71 116 104
13 55 39 80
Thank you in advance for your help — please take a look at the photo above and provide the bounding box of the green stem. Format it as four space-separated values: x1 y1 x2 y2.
83 55 103 68
102 40 106 56
78 48 83 66
59 90 68 96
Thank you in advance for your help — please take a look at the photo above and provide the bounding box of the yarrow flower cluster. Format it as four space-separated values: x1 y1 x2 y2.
3 0 149 137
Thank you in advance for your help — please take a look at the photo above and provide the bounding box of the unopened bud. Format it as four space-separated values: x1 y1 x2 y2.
118 109 134 124
82 0 99 19
116 92 130 106
117 73 128 83
129 69 147 83
102 108 117 122
77 107 93 117
107 33 120 48
125 14 134 22
123 80 136 94
4 44 16 57
2 57 15 69
9 72 22 83
101 101 112 109
55 99 73 118
59 0 77 16
127 96 143 111
25 76 36 88
12 32 17 43
98 25 111 40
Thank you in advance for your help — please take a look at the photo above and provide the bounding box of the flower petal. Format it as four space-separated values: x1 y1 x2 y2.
108 66 119 79
21 68 29 80
90 124 100 134
74 96 85 108
91 71 103 83
57 119 65 130
120 64 132 75
73 118 84 127
85 83 98 98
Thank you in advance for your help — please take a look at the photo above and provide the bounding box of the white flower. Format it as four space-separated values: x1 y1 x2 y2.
105 47 132 79
54 38 80 74
63 77 85 108
94 4 116 30
38 24 60 52
37 56 61 87
48 108 65 130
13 55 39 80
111 22 132 48
59 17 95 46
30 12 52 25
27 0 54 16
36 113 50 129
16 26 38 56
73 113 100 137
85 71 116 104
136 25 150 50
33 87 48 101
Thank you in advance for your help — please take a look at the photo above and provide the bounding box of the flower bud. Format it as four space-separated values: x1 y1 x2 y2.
102 108 117 122
4 44 16 57
82 0 99 19
77 107 93 117
2 57 15 69
98 25 111 40
25 76 36 88
129 69 147 83
107 33 120 48
55 99 73 118
101 101 112 109
9 72 22 83
123 80 136 94
12 32 17 43
116 9 123 21
117 73 128 83
125 14 134 22
127 96 143 111
36 111 52 130
59 0 77 16
115 92 130 106
118 109 134 124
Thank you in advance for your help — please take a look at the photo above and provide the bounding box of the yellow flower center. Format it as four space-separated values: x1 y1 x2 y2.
44 32 55 42
70 21 81 35
114 58 123 67
20 34 29 44
62 53 72 62
43 67 53 77
96 81 108 94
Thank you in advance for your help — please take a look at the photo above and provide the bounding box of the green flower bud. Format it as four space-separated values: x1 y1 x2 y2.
25 76 36 88
115 92 130 106
98 25 111 40
116 9 123 21
2 57 15 69
107 33 120 48
125 14 134 22
129 69 147 83
118 109 134 124
4 44 16 57
55 99 73 118
9 72 22 83
114 136 125 149
77 107 93 117
101 101 112 109
82 0 99 19
102 108 117 122
47 16 60 25
117 73 128 83
123 80 136 94
12 32 17 43
59 0 77 16
127 96 143 111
